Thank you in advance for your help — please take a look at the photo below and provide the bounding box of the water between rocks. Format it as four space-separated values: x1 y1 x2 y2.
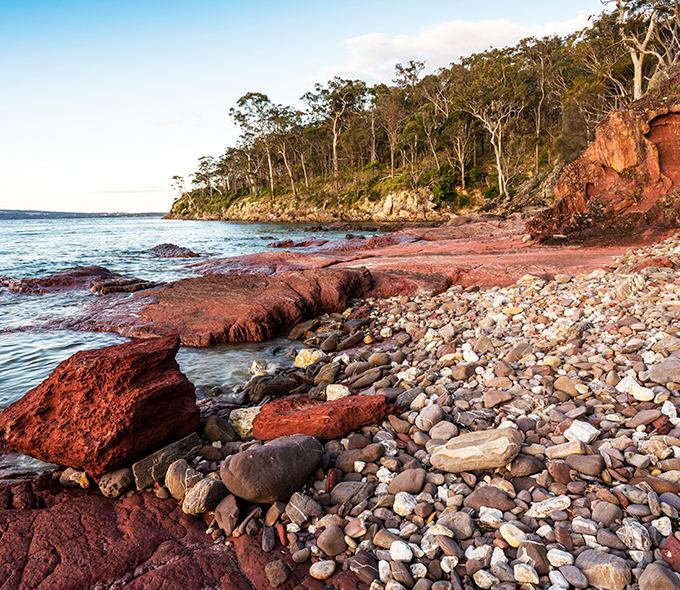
0 216 354 471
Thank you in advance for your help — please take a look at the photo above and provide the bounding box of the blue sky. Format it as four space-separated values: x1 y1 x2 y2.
0 0 604 213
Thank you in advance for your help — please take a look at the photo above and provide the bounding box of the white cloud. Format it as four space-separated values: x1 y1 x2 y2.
327 16 591 83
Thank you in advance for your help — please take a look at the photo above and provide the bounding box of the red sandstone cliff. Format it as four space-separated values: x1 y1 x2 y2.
528 74 680 242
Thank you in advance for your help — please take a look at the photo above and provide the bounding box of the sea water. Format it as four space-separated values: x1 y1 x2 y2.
0 216 351 410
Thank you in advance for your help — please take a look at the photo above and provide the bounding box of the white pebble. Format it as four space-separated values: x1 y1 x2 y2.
390 540 413 562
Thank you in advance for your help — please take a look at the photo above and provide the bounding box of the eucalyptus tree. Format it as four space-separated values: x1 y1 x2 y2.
270 105 303 197
518 35 564 173
302 77 367 176
457 48 528 198
230 92 277 197
376 85 407 177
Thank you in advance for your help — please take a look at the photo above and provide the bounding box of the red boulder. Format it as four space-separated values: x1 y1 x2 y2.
252 394 395 440
0 336 199 477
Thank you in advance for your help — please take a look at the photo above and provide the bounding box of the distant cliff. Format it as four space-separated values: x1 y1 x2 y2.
164 188 459 223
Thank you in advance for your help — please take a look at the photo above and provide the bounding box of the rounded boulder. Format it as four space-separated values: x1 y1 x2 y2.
220 434 323 503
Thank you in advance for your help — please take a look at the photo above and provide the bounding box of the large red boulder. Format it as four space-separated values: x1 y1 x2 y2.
528 74 680 242
0 336 199 477
252 395 395 440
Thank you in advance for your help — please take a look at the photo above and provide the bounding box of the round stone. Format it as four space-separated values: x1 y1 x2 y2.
309 560 336 580
390 540 413 562
500 523 527 547
317 525 348 556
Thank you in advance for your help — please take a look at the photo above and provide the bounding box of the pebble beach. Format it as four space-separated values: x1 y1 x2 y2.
63 229 680 590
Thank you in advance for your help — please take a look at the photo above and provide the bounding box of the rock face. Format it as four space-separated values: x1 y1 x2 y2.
220 434 323 503
429 428 524 473
69 268 372 347
529 74 680 242
0 475 364 590
252 395 395 440
0 336 199 477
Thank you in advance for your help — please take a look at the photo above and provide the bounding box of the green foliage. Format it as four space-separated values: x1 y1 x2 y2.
427 166 460 206
484 185 501 200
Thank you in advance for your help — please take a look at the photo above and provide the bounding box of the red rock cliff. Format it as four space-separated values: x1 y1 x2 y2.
528 74 680 242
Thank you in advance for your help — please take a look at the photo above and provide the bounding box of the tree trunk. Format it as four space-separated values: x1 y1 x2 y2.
266 147 275 198
370 111 377 163
332 116 340 176
280 145 297 197
390 143 395 178
301 153 309 188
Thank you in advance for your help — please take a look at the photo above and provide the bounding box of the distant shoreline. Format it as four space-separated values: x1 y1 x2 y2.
0 210 165 220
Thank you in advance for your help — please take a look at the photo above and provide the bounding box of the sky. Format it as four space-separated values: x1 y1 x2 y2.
0 0 606 213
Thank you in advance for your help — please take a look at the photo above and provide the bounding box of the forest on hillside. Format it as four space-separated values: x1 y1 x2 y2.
169 1 680 218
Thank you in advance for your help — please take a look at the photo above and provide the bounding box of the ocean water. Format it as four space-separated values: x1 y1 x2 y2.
0 217 352 413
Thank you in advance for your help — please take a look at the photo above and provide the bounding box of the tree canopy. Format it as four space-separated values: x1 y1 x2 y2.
172 4 680 214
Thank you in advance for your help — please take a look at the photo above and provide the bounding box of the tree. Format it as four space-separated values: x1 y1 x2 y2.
442 117 474 190
271 105 303 197
458 48 528 197
518 36 564 173
302 77 367 176
376 86 407 177
230 92 277 197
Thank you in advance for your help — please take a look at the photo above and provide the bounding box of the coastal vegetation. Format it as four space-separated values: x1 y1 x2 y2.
167 1 680 220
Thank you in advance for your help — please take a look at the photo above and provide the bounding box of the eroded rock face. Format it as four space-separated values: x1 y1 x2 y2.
67 268 372 347
0 336 199 477
252 395 395 440
220 434 323 503
529 74 680 242
429 428 524 473
0 475 365 590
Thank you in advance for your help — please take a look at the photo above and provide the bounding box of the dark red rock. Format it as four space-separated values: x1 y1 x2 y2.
0 336 199 477
663 532 680 572
252 395 395 440
0 474 365 590
150 243 200 258
0 265 155 294
67 268 371 347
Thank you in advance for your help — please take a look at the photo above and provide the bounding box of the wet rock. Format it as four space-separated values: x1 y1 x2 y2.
150 243 199 258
